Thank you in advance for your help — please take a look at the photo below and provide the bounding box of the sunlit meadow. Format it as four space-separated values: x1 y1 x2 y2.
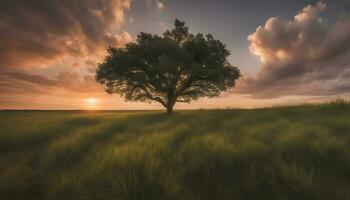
1 101 349 200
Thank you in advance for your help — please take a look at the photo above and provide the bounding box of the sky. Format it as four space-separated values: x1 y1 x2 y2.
0 0 350 110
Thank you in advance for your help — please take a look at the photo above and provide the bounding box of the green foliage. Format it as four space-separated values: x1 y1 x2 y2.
96 19 241 113
1 103 350 199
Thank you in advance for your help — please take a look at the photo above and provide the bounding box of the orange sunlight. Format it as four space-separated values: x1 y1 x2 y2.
85 98 98 109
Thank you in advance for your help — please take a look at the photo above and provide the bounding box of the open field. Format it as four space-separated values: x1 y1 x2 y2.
0 102 350 200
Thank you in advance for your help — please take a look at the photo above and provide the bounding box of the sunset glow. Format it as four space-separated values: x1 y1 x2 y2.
0 0 349 110
1 1 349 199
85 98 98 109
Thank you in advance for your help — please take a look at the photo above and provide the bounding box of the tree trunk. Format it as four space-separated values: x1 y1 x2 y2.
166 104 174 114
166 98 175 114
165 95 176 114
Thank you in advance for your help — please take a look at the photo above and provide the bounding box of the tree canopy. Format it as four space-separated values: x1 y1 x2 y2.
96 19 241 113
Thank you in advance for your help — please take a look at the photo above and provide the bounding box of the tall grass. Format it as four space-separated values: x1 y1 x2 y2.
0 103 349 200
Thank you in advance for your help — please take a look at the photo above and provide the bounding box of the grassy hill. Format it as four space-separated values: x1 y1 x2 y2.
0 102 349 200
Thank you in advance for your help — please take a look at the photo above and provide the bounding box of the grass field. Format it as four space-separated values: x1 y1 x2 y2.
0 102 350 200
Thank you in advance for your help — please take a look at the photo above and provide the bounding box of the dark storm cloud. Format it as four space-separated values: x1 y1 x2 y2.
0 0 131 68
237 2 350 98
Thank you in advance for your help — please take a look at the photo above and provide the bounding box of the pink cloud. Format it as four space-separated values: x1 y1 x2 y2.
236 2 350 98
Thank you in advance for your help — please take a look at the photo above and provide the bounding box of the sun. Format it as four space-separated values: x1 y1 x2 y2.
85 98 98 108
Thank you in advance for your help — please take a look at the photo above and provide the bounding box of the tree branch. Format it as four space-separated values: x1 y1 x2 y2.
136 85 167 107
175 77 194 97
176 99 190 103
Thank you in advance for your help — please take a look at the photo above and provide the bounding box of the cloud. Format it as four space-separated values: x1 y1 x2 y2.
0 0 132 69
0 69 102 95
0 0 134 101
158 21 169 30
156 0 165 11
236 2 350 98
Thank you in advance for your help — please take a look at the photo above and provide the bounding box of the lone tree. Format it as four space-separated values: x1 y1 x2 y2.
96 19 241 113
